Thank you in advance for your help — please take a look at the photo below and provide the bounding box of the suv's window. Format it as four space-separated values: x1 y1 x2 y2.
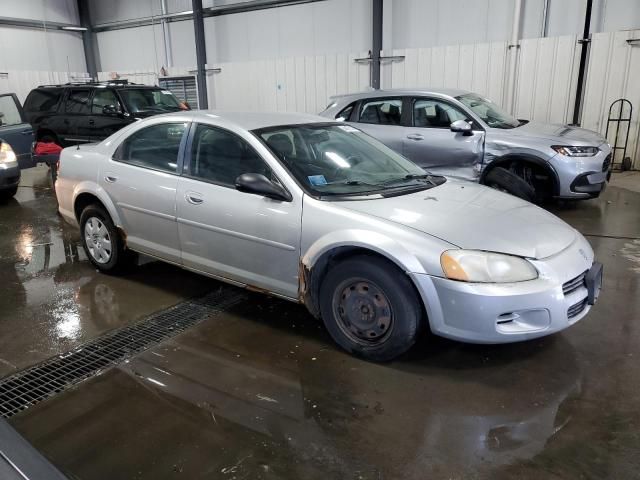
189 124 271 187
0 95 23 127
359 98 403 125
118 89 182 114
335 103 355 121
92 89 121 114
65 89 91 114
114 122 187 173
413 98 469 128
24 88 62 113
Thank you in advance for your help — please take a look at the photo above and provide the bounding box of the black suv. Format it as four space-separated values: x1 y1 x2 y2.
23 80 187 145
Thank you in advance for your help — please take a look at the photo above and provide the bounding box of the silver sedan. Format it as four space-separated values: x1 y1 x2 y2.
55 111 602 361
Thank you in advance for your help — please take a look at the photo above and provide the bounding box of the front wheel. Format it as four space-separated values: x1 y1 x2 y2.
319 256 423 361
0 186 18 201
80 204 132 274
484 166 537 203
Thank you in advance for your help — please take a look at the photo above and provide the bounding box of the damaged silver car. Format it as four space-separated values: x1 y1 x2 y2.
320 89 612 202
55 111 602 361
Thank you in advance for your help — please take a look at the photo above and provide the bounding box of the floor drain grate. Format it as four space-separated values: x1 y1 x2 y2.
0 288 245 419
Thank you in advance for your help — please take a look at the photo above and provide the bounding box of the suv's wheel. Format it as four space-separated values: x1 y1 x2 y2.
484 166 537 202
319 255 423 361
80 204 131 274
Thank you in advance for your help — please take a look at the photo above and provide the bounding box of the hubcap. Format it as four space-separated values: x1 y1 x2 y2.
84 217 112 264
333 279 393 344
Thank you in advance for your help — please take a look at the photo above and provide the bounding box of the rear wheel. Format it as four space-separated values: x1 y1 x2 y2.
80 204 132 274
319 255 423 362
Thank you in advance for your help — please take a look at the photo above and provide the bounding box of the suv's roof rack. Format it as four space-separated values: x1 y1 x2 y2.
36 79 147 88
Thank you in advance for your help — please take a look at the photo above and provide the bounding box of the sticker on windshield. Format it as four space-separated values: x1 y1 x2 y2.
308 175 327 186
161 90 172 95
338 125 359 133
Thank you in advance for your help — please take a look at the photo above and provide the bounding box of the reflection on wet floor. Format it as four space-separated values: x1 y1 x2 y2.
10 296 587 480
4 168 640 479
0 167 217 376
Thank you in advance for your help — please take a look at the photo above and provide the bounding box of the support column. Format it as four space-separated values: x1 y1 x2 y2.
371 0 383 89
77 0 98 79
505 0 522 114
572 0 593 126
192 0 209 108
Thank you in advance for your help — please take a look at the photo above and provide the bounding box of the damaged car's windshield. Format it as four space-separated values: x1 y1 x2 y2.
456 93 522 129
256 123 443 196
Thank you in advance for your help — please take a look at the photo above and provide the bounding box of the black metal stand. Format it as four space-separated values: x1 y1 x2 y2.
604 99 633 171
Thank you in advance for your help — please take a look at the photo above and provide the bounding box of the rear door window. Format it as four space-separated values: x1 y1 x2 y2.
24 89 62 113
113 122 187 173
64 89 91 114
358 98 403 125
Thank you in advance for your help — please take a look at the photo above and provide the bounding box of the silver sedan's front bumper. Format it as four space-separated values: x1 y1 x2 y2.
411 235 597 343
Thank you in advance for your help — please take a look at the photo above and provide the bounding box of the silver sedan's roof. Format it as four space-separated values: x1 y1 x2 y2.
329 88 471 102
187 110 329 131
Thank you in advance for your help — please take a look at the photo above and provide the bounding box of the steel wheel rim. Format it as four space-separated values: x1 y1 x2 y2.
84 217 112 264
332 278 393 345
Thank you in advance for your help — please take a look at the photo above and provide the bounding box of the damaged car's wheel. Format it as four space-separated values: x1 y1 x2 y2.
484 166 537 203
319 255 422 362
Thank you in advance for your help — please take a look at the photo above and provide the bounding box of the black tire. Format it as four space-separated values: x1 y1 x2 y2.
319 255 423 362
0 186 18 201
79 204 132 274
484 166 537 202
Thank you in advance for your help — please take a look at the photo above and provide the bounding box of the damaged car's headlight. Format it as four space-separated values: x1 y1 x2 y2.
440 250 538 283
551 145 599 157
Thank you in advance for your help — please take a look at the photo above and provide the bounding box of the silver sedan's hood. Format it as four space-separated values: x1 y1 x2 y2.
509 121 607 146
338 181 577 259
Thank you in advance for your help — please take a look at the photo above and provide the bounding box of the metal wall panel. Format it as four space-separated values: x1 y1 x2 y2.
380 41 508 102
582 29 640 168
0 71 88 103
514 35 580 124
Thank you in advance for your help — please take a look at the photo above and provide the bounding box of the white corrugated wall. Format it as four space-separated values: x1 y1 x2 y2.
582 29 640 168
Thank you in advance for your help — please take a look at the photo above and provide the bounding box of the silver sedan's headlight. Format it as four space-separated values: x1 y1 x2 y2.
440 250 538 283
551 145 599 157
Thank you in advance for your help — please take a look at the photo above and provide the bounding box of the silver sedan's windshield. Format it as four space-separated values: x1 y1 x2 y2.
256 124 439 196
456 93 521 129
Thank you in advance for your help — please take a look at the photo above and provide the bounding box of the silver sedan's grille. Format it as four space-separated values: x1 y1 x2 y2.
562 271 587 296
567 298 588 319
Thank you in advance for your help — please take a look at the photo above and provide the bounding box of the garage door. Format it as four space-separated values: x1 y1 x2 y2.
159 76 199 109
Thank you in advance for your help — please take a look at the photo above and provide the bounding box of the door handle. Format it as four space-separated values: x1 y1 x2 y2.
406 133 424 141
104 176 117 183
88 119 95 125
63 119 70 124
21 129 34 135
186 193 203 205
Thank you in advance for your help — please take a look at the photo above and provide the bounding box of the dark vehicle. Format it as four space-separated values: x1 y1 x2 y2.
23 80 187 146
0 93 35 199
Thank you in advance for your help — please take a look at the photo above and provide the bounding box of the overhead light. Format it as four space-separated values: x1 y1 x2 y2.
61 26 88 31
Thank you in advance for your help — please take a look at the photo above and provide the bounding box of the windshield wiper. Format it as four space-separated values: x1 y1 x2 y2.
382 174 438 187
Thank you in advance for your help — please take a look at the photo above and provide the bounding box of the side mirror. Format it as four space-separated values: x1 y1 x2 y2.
235 173 291 202
102 104 119 115
450 120 473 135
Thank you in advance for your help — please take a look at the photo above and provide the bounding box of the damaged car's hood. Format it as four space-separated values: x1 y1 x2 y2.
506 121 607 146
338 181 577 259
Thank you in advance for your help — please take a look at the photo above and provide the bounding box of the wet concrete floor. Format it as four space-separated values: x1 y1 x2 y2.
3 167 640 479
